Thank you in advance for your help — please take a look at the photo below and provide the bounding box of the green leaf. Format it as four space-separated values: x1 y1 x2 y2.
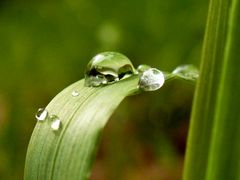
183 0 240 179
24 76 139 180
24 60 198 180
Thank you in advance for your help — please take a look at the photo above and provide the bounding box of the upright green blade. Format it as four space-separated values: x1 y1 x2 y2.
206 0 240 178
184 0 240 179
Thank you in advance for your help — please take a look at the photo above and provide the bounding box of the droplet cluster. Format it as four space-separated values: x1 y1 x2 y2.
35 108 61 131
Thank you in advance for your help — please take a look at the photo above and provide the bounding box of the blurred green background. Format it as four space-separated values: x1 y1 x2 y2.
0 0 208 179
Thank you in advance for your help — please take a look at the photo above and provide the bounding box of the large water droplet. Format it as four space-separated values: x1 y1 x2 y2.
139 68 165 91
71 90 79 97
172 65 199 81
137 64 151 73
50 115 61 131
35 108 48 121
85 52 136 87
85 75 108 87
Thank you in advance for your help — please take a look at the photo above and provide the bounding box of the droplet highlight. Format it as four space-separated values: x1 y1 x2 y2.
35 108 48 121
71 90 79 97
50 115 61 131
139 68 165 91
85 52 136 87
172 65 199 81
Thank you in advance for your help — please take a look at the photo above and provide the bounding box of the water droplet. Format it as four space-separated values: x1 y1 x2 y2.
172 65 199 81
35 108 48 121
139 68 165 91
50 115 61 131
85 52 136 87
71 90 79 97
137 64 151 73
84 75 108 87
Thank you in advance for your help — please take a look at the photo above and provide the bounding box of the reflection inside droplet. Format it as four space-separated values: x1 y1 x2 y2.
50 115 61 131
139 68 165 91
35 108 48 121
84 52 136 87
71 90 79 97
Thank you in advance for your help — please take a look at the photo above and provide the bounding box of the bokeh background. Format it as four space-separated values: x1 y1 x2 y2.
0 0 208 179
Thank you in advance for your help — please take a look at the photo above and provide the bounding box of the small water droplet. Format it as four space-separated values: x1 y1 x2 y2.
85 52 137 87
137 64 151 73
172 65 199 81
139 68 165 91
35 108 48 121
71 90 79 97
50 115 61 131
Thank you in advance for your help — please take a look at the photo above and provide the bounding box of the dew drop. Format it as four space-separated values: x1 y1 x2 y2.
71 90 79 97
172 65 199 81
85 52 137 87
85 75 108 87
137 64 151 73
35 108 48 121
50 115 61 131
139 68 165 91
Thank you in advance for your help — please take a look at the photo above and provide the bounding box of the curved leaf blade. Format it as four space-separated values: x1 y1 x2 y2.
24 76 139 180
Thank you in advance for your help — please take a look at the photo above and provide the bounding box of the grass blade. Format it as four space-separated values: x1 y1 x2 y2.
206 0 240 178
183 0 240 179
24 76 139 180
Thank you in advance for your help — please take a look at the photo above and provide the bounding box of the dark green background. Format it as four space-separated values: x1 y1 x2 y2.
0 0 208 179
